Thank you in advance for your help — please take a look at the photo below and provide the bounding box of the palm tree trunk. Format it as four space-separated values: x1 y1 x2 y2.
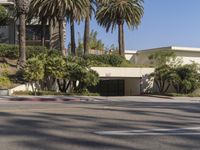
41 21 46 47
49 20 53 49
118 23 123 56
84 15 90 55
58 19 65 56
70 16 76 56
18 13 26 68
41 20 46 47
122 24 125 56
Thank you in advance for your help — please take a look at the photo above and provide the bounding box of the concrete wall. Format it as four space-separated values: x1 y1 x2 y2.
9 84 33 95
124 78 141 96
175 51 200 65
125 53 137 63
135 50 200 66
126 47 200 66
92 67 154 78
92 67 155 96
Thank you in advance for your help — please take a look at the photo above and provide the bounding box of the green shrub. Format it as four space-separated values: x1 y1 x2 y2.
0 5 9 25
83 54 125 66
23 57 45 95
0 76 12 89
0 44 48 59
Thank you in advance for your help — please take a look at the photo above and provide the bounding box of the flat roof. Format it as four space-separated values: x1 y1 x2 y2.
0 2 14 6
125 50 137 54
137 46 200 53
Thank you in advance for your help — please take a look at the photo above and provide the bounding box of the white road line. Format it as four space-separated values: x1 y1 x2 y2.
95 127 200 136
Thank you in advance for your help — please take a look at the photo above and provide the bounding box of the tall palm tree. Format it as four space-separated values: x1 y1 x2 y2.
36 0 67 56
28 0 47 47
83 0 96 55
67 0 89 56
15 0 30 67
29 0 89 56
96 0 144 56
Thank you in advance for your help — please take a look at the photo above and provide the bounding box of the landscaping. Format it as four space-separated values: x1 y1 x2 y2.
0 44 139 96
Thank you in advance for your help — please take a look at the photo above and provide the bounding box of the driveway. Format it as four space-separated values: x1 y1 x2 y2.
0 96 200 150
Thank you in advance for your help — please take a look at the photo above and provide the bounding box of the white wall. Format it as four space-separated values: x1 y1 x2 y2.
92 67 154 78
125 78 141 96
175 51 200 65
9 84 33 95
125 53 137 63
92 67 155 96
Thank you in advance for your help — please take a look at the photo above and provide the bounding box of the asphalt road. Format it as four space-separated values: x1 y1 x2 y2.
0 96 200 150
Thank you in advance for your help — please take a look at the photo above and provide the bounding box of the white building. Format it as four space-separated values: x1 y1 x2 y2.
126 46 200 65
92 46 200 96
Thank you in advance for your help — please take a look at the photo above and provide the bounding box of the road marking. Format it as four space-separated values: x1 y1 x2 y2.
95 127 200 136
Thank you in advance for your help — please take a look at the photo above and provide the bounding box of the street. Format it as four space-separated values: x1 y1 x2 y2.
0 96 200 150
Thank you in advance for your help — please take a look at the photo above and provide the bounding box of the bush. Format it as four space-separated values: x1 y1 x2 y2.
23 57 45 95
0 5 9 25
0 44 48 59
83 54 125 66
0 76 12 89
171 63 200 94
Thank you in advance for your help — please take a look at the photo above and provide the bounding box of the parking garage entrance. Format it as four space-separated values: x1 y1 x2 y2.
89 79 125 96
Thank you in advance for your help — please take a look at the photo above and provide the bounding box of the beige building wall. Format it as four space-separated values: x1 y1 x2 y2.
92 67 155 95
175 51 200 65
125 46 200 66
124 78 141 96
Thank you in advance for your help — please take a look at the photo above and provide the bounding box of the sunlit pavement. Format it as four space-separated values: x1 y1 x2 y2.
0 96 200 150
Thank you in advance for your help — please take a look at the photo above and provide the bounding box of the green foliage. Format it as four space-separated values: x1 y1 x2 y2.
151 65 172 94
21 54 100 95
23 57 44 95
96 0 144 32
65 57 99 92
74 30 105 56
148 50 177 67
171 63 200 94
0 5 9 25
0 44 48 59
83 54 125 66
151 56 200 94
0 76 12 89
89 30 104 50
23 57 44 82
45 53 66 79
0 63 9 76
0 63 12 89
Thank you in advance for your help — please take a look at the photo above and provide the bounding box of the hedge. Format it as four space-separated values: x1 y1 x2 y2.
83 54 125 66
0 44 48 59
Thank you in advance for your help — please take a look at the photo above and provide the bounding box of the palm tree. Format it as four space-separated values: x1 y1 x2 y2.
28 0 47 47
96 0 144 56
67 0 89 56
29 0 89 56
35 0 67 56
15 0 30 67
83 0 96 55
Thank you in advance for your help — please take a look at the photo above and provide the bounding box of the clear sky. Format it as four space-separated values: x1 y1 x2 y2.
66 0 200 50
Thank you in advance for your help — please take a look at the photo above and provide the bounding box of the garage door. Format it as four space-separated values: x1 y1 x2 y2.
89 79 125 96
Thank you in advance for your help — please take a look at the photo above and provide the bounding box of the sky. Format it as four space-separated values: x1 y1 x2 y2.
66 0 200 51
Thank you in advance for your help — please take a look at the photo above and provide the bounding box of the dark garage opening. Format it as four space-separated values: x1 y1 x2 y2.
89 79 125 96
